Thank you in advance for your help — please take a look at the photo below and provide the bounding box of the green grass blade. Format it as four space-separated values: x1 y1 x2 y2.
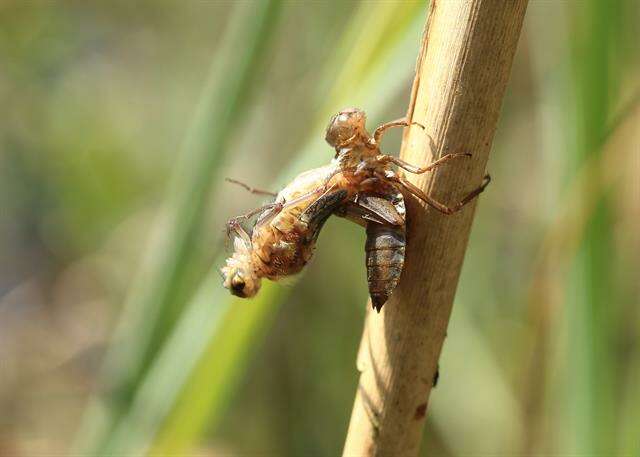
73 1 283 453
103 274 281 455
564 0 623 454
148 280 285 455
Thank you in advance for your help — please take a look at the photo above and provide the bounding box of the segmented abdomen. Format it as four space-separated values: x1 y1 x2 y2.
365 223 406 312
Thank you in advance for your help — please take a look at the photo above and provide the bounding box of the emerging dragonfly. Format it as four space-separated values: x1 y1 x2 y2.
221 108 490 310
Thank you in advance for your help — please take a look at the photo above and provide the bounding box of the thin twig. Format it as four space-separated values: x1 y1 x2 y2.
342 1 528 456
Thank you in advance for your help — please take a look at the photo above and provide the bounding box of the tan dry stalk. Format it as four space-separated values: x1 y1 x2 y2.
342 1 528 456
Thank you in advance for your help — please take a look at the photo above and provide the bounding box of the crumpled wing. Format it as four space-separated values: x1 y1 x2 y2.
299 188 349 242
337 193 404 227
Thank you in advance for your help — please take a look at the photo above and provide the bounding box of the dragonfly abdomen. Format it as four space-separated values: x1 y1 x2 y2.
365 223 406 312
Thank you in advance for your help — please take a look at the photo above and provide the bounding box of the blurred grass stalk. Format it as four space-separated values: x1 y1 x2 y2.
430 305 524 454
75 1 430 456
525 81 638 455
565 0 623 454
74 1 284 453
527 2 637 452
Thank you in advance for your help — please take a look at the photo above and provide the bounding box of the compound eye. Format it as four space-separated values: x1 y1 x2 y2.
230 273 247 297
325 115 343 147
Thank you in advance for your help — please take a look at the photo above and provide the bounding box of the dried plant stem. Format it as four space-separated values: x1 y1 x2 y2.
342 1 528 456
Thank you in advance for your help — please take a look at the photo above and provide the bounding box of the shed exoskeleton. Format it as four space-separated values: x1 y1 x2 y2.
323 107 490 310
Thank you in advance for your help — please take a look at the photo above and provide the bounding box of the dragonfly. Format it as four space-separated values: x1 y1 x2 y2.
221 108 490 311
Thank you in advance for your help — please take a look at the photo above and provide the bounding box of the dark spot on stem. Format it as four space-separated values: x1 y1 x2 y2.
414 403 427 420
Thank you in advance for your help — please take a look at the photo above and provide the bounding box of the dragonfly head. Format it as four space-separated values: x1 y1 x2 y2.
325 107 368 149
221 238 261 298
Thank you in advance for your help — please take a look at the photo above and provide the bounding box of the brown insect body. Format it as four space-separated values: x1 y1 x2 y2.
222 109 393 300
222 107 490 310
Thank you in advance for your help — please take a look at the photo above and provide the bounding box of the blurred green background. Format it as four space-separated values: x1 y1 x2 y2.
1 1 638 456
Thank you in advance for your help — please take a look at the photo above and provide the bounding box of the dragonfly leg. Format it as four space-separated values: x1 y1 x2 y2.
372 117 426 145
377 152 471 175
394 174 491 215
225 178 277 197
226 202 282 241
